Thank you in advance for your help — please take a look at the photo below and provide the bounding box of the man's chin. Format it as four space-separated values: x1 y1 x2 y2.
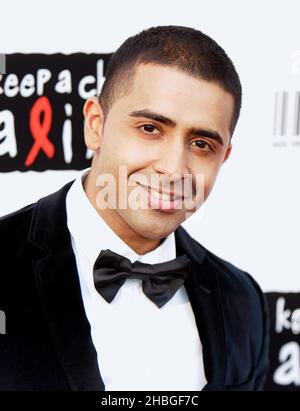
128 219 181 241
117 208 186 239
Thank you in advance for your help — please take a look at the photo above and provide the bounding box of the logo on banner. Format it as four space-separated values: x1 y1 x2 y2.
273 91 300 147
0 53 112 171
264 293 300 390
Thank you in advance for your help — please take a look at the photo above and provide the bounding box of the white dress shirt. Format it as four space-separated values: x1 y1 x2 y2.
66 167 207 391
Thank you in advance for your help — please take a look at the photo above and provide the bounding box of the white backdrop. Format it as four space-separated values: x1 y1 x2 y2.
1 0 299 295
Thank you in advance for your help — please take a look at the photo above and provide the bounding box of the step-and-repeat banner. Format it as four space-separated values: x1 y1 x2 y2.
1 1 299 391
1 52 299 391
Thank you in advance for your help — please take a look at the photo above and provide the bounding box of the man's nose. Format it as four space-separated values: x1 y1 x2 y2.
151 139 190 179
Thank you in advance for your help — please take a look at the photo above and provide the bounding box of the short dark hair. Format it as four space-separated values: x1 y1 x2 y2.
99 25 242 136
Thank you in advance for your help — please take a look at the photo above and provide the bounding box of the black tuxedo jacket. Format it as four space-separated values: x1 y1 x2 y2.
0 180 269 391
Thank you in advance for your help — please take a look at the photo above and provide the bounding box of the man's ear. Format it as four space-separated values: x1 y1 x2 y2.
222 142 232 164
83 96 104 151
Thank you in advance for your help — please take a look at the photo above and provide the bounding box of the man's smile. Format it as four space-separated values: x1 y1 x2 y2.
137 182 185 212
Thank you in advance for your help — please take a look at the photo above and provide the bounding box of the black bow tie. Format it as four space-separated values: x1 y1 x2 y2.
93 249 191 308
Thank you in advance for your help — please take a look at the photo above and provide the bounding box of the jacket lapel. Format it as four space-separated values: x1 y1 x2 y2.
175 226 227 391
28 181 104 391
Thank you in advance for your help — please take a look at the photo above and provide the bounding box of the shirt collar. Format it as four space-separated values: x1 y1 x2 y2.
66 168 176 267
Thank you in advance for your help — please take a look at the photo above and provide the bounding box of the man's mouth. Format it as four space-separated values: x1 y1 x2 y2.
137 183 186 212
137 183 185 200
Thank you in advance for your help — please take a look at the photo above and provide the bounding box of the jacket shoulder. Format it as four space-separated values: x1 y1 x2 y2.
184 231 268 327
0 179 75 242
0 202 36 241
198 240 264 302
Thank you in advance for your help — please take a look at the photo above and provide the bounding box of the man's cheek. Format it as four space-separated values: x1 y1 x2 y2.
203 174 217 199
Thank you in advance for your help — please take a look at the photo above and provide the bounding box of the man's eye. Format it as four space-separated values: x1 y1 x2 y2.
191 140 214 152
140 124 160 135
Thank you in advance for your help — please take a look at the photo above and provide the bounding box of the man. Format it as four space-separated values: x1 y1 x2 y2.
0 25 269 391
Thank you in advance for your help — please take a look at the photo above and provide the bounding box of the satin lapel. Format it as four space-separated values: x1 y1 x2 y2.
28 181 104 391
175 226 227 391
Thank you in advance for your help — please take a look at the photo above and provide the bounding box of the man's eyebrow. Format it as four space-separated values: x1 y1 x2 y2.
128 109 224 146
129 109 176 127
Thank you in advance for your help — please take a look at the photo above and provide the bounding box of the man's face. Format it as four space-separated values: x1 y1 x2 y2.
85 63 234 241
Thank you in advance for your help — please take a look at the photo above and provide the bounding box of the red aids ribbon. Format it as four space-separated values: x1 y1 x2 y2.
25 96 55 167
